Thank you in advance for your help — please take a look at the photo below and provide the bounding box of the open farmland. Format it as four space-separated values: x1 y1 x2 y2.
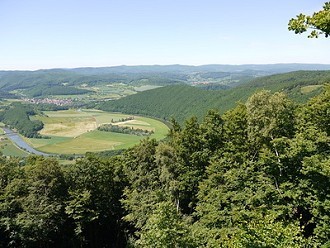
26 109 169 154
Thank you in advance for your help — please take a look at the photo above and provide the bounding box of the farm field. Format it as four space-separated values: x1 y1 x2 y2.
33 84 162 102
300 85 323 94
26 109 169 154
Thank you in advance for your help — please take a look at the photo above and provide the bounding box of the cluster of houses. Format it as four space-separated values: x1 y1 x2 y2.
22 98 73 106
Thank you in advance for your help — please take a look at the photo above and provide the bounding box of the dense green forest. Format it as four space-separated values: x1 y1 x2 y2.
32 103 69 111
0 103 44 138
99 70 330 123
0 85 329 247
25 85 92 97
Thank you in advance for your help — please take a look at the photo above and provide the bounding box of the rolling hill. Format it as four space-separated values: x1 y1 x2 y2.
98 70 330 123
1 64 330 98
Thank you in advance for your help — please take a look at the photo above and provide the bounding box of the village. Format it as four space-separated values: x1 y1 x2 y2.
22 97 73 106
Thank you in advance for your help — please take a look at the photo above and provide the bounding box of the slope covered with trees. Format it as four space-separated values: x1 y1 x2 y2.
0 103 44 138
0 86 329 247
99 70 330 123
24 85 92 97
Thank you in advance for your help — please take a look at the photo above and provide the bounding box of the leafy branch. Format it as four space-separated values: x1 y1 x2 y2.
288 2 330 38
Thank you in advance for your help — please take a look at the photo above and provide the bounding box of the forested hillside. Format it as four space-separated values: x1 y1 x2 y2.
24 85 92 97
0 86 329 247
0 103 44 137
0 70 184 98
99 70 330 123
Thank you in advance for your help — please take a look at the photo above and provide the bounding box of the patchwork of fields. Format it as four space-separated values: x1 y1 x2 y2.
2 109 168 155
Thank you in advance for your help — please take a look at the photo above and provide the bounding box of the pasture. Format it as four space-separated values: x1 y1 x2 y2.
0 139 29 157
300 85 323 94
27 109 169 154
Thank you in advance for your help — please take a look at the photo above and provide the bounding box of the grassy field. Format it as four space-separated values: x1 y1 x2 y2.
0 122 29 157
26 109 169 155
0 139 30 157
300 85 323 94
77 83 137 100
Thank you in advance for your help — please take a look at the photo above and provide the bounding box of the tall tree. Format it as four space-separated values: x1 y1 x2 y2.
65 155 127 247
137 202 195 248
0 157 69 247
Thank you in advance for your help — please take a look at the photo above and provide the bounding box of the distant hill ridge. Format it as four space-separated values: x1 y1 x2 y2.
98 70 330 123
1 64 330 85
0 64 330 101
1 63 329 98
2 63 330 74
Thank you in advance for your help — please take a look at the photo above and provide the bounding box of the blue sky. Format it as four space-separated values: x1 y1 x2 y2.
0 0 328 70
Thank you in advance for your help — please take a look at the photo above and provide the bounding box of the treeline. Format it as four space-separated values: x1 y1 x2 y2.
0 86 329 247
111 116 134 123
99 71 330 123
25 85 92 97
98 124 153 136
0 90 18 99
0 103 43 138
34 103 69 111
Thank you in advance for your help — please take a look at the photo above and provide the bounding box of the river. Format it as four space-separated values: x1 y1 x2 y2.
3 128 49 156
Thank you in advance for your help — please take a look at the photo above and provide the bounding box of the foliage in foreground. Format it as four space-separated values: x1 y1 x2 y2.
289 1 330 38
0 85 329 247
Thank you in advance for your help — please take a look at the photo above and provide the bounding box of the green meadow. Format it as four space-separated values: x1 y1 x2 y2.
0 140 29 157
26 109 169 155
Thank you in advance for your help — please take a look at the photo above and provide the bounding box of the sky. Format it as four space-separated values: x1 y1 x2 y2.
0 0 329 70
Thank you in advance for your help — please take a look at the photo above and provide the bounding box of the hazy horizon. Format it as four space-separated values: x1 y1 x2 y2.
1 62 330 72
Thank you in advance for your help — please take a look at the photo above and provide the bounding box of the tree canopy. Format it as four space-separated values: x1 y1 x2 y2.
3 86 329 247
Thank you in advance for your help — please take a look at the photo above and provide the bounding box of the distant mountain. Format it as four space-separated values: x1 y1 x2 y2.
0 64 329 98
0 68 184 94
98 70 330 123
69 64 330 74
197 63 330 73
